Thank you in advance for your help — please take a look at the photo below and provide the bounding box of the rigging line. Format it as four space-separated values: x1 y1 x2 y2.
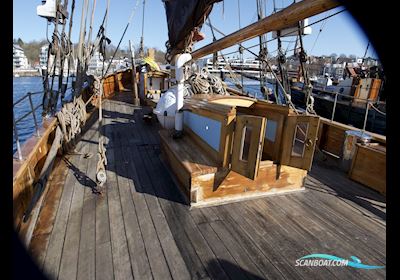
102 0 111 77
208 17 217 41
361 41 370 67
102 0 141 78
247 9 347 49
207 27 292 107
243 44 299 112
65 0 76 88
141 0 146 39
56 0 71 106
237 0 241 29
74 0 90 96
204 9 345 59
284 39 296 55
310 11 329 54
208 20 243 90
86 0 97 61
88 1 110 59
104 0 110 32
237 0 244 92
370 103 386 116
139 0 146 57
49 0 62 102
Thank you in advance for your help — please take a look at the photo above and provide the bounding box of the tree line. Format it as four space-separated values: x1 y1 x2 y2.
13 38 167 65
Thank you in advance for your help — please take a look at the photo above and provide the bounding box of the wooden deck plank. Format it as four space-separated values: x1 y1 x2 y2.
295 190 386 258
122 104 191 280
142 149 211 280
136 122 229 279
76 189 96 280
190 207 267 280
115 110 172 280
108 105 153 279
203 207 287 280
241 199 337 280
251 197 367 280
94 100 114 280
105 101 134 280
76 119 100 280
309 163 386 223
190 209 259 280
200 207 285 280
28 158 68 271
151 164 230 280
265 195 385 279
126 154 172 279
217 202 309 279
113 151 153 279
42 125 93 279
106 145 134 280
305 172 386 247
58 131 94 280
136 146 192 280
32 95 385 280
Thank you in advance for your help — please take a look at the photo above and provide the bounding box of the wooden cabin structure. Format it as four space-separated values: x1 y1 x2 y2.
159 95 320 207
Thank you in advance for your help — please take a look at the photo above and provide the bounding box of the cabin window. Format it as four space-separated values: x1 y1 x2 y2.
239 125 253 161
265 120 277 142
291 122 308 157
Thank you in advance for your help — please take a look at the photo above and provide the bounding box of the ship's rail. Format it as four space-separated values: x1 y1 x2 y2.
292 84 386 133
321 91 386 132
13 91 43 161
13 85 76 161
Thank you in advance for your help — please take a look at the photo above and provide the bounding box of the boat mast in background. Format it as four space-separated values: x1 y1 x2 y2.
256 0 269 98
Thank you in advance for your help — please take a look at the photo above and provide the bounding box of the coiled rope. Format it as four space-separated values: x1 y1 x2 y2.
56 96 87 152
184 68 228 96
96 136 107 187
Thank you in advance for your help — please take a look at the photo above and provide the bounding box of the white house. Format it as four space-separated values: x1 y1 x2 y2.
39 45 49 68
13 44 30 69
88 51 108 75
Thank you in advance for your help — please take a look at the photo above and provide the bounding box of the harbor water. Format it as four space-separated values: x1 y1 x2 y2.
13 76 73 155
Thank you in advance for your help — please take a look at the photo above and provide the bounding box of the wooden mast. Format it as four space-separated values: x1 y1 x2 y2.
191 0 340 60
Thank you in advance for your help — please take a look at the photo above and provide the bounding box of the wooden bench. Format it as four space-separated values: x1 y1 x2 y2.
159 129 219 201
159 129 306 207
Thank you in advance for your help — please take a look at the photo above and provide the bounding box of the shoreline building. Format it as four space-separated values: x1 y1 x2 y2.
13 44 30 69
39 45 49 68
88 50 108 76
39 44 76 76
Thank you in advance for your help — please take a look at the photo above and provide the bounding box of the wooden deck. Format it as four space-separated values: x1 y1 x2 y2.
28 93 386 280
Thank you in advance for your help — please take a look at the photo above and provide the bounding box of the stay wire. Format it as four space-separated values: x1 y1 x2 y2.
101 0 141 79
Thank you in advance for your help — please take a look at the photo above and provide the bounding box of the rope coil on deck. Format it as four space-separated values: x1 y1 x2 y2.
184 68 228 96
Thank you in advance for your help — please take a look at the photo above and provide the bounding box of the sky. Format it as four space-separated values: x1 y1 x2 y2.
13 0 378 60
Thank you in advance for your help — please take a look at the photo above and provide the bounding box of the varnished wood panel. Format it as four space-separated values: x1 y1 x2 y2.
349 144 386 195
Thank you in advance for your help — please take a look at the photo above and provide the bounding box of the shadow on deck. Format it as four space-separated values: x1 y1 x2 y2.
26 93 386 280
